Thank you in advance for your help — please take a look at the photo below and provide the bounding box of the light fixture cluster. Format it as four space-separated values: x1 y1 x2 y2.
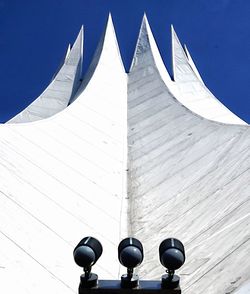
73 236 185 290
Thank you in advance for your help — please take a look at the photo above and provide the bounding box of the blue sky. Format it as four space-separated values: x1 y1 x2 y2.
0 0 250 123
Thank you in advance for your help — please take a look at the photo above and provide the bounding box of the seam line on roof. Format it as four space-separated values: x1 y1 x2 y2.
0 230 75 292
133 130 245 197
9 128 120 203
0 169 115 246
3 137 118 223
184 237 250 291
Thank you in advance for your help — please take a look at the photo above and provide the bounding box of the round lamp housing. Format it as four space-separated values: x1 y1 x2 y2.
73 236 103 268
118 237 144 269
159 238 185 270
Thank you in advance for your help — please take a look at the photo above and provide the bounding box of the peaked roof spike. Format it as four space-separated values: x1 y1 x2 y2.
171 25 184 49
170 24 179 45
65 44 71 60
141 12 152 34
129 14 150 71
170 26 246 124
107 11 112 22
7 24 84 123
171 24 181 41
71 10 125 102
106 11 115 30
171 25 205 82
67 25 83 61
129 14 172 84
171 24 187 81
183 44 189 58
183 44 204 83
142 12 148 21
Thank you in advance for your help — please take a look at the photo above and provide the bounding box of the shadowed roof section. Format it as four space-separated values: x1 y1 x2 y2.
128 16 250 293
7 27 83 123
184 44 204 84
0 13 249 294
170 25 246 124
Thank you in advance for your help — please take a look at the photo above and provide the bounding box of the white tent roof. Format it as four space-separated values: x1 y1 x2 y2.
128 16 250 293
7 27 83 123
170 25 246 125
0 15 249 294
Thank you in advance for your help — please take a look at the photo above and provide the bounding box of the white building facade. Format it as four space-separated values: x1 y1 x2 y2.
0 15 249 294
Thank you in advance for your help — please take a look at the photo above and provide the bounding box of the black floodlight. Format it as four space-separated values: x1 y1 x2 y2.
118 237 144 288
159 238 185 289
74 236 103 288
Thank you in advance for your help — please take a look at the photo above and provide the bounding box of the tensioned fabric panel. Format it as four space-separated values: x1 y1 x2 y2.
7 27 83 123
0 14 249 294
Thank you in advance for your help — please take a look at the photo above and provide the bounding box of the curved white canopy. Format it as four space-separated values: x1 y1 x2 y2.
0 14 249 294
170 25 246 125
7 27 83 123
128 17 250 293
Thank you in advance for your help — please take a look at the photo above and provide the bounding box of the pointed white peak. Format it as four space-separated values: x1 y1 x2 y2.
184 44 204 84
50 43 72 82
66 26 84 104
171 26 247 125
130 14 171 83
100 13 124 68
171 25 199 83
73 13 124 101
65 25 83 69
65 43 71 59
131 14 151 60
7 27 84 123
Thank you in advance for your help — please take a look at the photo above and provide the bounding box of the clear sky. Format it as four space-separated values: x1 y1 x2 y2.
0 0 250 123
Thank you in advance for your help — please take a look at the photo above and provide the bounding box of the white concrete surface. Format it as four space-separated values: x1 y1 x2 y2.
0 14 249 294
128 16 250 294
170 25 246 125
0 16 127 293
7 27 83 123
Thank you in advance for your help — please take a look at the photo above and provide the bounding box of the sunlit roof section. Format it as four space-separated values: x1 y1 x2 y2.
0 15 127 293
7 27 83 123
184 44 204 84
128 16 250 294
171 26 247 125
0 14 249 294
